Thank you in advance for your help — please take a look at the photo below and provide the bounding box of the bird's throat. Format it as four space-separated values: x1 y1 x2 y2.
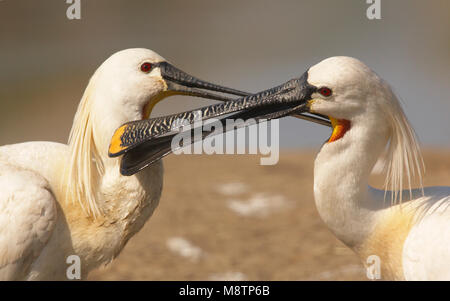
328 117 351 143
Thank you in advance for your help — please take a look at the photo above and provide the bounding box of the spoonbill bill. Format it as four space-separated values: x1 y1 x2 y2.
0 48 248 280
128 56 450 280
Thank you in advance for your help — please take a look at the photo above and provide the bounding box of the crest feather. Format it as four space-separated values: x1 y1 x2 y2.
380 85 425 204
64 70 104 218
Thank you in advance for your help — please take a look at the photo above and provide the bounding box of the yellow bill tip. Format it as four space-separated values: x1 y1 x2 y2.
109 125 127 156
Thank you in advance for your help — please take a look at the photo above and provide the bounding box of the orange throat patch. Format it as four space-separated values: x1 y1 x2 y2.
328 117 351 143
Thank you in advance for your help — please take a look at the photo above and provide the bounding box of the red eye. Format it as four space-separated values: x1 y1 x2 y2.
318 87 332 97
140 62 152 73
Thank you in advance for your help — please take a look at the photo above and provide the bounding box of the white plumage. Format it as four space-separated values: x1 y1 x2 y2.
0 48 186 280
0 161 56 280
0 46 247 280
0 140 162 280
402 187 450 280
305 56 450 280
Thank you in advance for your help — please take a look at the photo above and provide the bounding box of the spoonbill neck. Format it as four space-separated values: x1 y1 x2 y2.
313 118 390 248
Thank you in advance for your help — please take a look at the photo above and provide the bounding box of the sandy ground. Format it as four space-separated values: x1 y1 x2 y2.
87 149 450 281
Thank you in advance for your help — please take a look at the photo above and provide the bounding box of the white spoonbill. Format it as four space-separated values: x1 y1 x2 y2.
134 56 450 280
0 48 248 280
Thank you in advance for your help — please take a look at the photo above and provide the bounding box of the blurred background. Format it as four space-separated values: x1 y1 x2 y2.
0 0 449 280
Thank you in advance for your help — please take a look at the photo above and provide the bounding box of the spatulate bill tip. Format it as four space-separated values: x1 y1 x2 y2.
108 124 130 157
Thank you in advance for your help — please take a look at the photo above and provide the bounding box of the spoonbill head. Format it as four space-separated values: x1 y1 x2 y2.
80 48 247 157
67 48 249 216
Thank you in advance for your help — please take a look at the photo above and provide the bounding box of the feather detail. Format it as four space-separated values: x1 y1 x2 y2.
64 70 104 218
379 82 425 204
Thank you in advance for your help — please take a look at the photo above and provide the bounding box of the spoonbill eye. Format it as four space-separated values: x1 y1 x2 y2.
318 87 332 97
140 62 152 73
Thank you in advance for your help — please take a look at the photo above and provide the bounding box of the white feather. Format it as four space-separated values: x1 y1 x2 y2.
307 56 449 280
0 49 168 280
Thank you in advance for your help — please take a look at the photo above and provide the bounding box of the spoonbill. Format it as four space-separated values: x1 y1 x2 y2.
127 56 450 280
0 48 248 280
